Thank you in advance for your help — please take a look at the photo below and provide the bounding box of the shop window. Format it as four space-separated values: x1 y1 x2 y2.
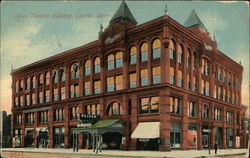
94 57 101 74
86 104 100 115
107 102 121 116
141 69 148 86
115 75 123 90
188 101 197 118
54 109 64 122
70 106 79 120
169 40 175 60
152 39 161 59
153 66 161 84
70 63 79 79
53 88 58 101
70 83 79 98
141 42 148 62
177 44 183 64
188 124 197 148
170 96 182 115
39 111 48 123
60 68 66 82
129 72 136 88
84 81 90 96
202 105 209 119
84 60 91 76
130 46 137 65
45 72 50 86
52 70 58 84
170 67 175 85
94 80 101 94
170 122 182 148
54 127 65 148
140 96 159 114
107 77 115 92
60 87 65 100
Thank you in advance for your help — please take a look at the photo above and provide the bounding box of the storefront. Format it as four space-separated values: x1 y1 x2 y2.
36 128 49 148
227 128 233 148
131 122 160 151
188 124 197 149
54 127 65 148
202 125 209 148
216 127 223 148
13 129 22 147
170 122 182 148
25 128 34 147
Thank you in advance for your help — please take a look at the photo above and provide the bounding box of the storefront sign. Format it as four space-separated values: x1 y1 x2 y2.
78 113 100 127
77 123 92 128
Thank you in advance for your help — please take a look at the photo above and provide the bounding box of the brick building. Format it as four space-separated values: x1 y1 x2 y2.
11 1 247 151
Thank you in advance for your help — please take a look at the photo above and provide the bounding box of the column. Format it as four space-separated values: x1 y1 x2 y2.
34 112 38 148
64 106 70 148
161 37 167 83
121 94 129 150
222 106 227 149
21 114 25 147
190 50 194 92
78 102 84 149
65 67 70 99
181 93 189 150
48 109 54 148
174 42 179 87
159 88 171 151
197 99 203 150
183 44 188 89
130 94 138 150
148 43 152 85
79 63 84 97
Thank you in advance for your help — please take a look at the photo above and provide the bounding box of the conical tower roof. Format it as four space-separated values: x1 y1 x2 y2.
184 9 207 32
110 1 137 25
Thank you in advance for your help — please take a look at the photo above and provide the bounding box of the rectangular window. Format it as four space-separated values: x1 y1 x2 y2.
153 48 161 59
214 85 217 99
39 91 43 104
170 67 175 85
150 96 159 113
188 101 197 117
39 111 48 123
206 82 209 96
94 65 101 74
86 104 100 116
84 81 90 96
71 84 79 98
116 59 123 68
108 61 115 70
140 96 159 114
54 109 64 122
187 75 191 90
170 96 182 115
141 69 148 86
85 67 91 76
170 49 175 60
178 70 183 88
70 107 79 120
45 90 50 102
214 108 222 122
129 73 136 88
53 88 58 101
107 77 115 92
141 52 148 62
94 80 101 94
227 111 233 124
153 66 161 84
31 93 35 105
115 75 123 90
130 55 136 65
61 87 65 100
193 77 197 92
25 94 30 106
218 86 222 100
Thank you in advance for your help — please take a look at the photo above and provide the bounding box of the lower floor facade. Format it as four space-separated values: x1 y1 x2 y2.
12 85 248 151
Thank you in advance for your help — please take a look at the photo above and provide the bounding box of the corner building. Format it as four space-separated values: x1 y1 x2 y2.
11 1 247 151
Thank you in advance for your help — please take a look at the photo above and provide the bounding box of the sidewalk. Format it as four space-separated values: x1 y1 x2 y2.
1 148 248 158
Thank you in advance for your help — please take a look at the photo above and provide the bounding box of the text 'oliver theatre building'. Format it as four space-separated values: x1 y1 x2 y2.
11 1 247 151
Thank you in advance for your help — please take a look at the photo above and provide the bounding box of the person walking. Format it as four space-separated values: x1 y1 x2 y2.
214 141 218 154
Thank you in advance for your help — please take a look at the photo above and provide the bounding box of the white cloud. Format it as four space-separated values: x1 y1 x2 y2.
200 12 226 34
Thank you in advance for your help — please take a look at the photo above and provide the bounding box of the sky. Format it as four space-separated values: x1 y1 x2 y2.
1 1 249 115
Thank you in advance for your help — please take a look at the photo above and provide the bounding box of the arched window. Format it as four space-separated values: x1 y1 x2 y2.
169 40 175 60
52 69 58 83
152 39 161 59
94 57 101 74
26 78 30 90
115 51 123 68
218 66 223 80
193 52 198 70
60 68 66 82
31 76 36 89
38 73 43 88
202 105 209 119
202 58 210 76
84 60 91 76
130 46 137 65
177 44 183 64
20 80 24 91
187 49 191 67
15 81 19 92
107 54 115 70
70 63 79 79
45 72 50 86
107 102 121 116
141 42 148 62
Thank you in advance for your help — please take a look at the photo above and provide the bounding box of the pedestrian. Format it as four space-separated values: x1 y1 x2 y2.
214 141 218 154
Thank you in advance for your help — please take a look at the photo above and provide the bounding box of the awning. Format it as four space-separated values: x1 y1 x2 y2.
71 119 124 135
131 122 160 139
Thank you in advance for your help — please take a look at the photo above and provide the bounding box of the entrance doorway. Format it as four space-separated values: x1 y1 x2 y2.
138 138 159 151
38 131 48 148
54 127 65 148
26 130 34 147
102 132 122 149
